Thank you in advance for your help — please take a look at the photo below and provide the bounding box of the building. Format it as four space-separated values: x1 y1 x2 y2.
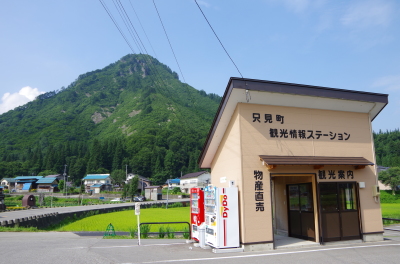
0 178 16 190
83 174 112 194
198 78 388 251
126 173 151 193
180 171 211 193
36 177 59 193
14 176 44 192
144 186 163 200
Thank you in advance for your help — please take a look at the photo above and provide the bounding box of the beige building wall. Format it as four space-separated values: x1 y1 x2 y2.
210 102 383 246
210 107 245 240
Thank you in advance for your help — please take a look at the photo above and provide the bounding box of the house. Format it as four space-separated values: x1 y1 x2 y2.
198 77 387 250
14 176 43 192
0 178 16 190
180 171 211 193
83 174 112 194
126 173 151 193
36 177 59 193
144 185 163 200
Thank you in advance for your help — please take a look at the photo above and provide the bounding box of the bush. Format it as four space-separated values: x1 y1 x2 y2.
166 226 175 238
380 190 400 203
182 226 189 239
158 226 166 238
140 224 150 238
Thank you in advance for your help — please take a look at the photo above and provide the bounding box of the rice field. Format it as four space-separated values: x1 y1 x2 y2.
55 207 190 232
381 203 400 219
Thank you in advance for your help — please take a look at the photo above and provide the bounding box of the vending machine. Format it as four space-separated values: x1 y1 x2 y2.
190 188 205 241
204 186 239 248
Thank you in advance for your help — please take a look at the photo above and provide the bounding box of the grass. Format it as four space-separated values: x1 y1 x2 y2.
53 207 190 232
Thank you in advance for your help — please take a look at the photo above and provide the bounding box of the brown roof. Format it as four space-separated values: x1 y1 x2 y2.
259 155 374 166
180 171 208 179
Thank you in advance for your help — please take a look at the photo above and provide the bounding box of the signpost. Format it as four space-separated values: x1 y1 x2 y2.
135 202 141 245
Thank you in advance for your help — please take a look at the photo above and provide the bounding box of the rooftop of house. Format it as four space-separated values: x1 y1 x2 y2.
180 171 209 179
199 77 389 168
83 174 110 180
36 178 58 184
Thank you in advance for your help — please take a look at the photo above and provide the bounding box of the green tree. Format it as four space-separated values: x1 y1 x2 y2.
37 170 58 176
111 169 126 186
127 175 139 200
58 179 65 193
379 167 400 195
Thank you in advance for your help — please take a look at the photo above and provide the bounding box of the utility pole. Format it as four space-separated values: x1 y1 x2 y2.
63 164 67 205
125 164 128 182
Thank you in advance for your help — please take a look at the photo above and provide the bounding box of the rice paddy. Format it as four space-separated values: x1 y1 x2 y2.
54 206 190 232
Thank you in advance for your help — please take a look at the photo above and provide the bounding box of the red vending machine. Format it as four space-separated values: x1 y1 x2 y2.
190 187 205 241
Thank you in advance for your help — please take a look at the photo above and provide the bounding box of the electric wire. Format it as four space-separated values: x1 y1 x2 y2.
129 0 159 59
194 0 243 78
117 0 170 90
98 0 136 54
152 0 187 84
113 0 141 52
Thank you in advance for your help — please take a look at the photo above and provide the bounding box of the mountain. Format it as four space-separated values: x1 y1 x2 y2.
0 54 221 184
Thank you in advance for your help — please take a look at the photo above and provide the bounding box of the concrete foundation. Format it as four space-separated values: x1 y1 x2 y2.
243 242 274 252
363 233 384 242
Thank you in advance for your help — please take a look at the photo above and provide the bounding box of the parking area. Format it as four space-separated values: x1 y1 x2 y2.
0 226 400 264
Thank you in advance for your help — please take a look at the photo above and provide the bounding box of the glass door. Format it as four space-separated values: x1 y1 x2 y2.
319 182 361 242
287 183 315 241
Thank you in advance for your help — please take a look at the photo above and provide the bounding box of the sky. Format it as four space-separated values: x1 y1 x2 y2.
0 0 399 132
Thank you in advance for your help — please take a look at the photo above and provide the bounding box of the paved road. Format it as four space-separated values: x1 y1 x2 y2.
0 226 399 264
0 199 189 222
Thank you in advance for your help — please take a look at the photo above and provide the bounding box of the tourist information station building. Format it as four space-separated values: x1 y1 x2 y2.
198 78 388 251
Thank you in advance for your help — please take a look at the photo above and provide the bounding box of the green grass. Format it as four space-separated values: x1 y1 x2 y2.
381 203 400 219
54 207 190 232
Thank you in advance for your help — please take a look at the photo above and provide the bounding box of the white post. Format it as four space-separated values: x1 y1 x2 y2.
135 202 141 245
166 179 170 209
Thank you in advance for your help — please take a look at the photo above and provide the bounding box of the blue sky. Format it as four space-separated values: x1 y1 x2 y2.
0 0 399 132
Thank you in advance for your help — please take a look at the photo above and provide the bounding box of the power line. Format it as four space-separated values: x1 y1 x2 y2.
152 0 187 84
98 0 136 54
194 0 243 78
129 0 159 59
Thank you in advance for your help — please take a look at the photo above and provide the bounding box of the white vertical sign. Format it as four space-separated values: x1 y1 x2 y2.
135 202 141 245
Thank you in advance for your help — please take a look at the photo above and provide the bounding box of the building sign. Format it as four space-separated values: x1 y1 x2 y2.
318 170 354 180
252 113 351 141
254 170 264 212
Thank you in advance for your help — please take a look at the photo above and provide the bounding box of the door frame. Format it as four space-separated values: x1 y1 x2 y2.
286 182 316 241
318 181 363 243
270 173 319 244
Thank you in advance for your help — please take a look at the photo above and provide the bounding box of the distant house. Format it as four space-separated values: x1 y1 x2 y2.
377 166 394 191
83 174 112 194
163 178 180 189
180 171 211 193
126 173 151 193
45 174 63 181
36 177 59 193
0 178 16 190
145 185 163 201
14 176 44 192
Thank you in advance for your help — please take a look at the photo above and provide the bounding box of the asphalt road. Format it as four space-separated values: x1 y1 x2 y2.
0 199 188 222
0 227 400 264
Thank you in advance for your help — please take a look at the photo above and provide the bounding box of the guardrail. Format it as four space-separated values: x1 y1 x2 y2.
383 218 400 221
139 221 191 239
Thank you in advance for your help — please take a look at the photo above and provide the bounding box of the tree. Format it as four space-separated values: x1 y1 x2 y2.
58 179 65 193
37 170 58 176
111 169 126 186
379 167 400 195
127 175 139 200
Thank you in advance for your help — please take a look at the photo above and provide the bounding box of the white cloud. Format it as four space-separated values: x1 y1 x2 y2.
372 75 400 91
341 0 393 28
0 86 45 114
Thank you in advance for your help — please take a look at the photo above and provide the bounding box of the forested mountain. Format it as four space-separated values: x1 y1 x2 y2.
0 54 220 184
374 130 400 167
